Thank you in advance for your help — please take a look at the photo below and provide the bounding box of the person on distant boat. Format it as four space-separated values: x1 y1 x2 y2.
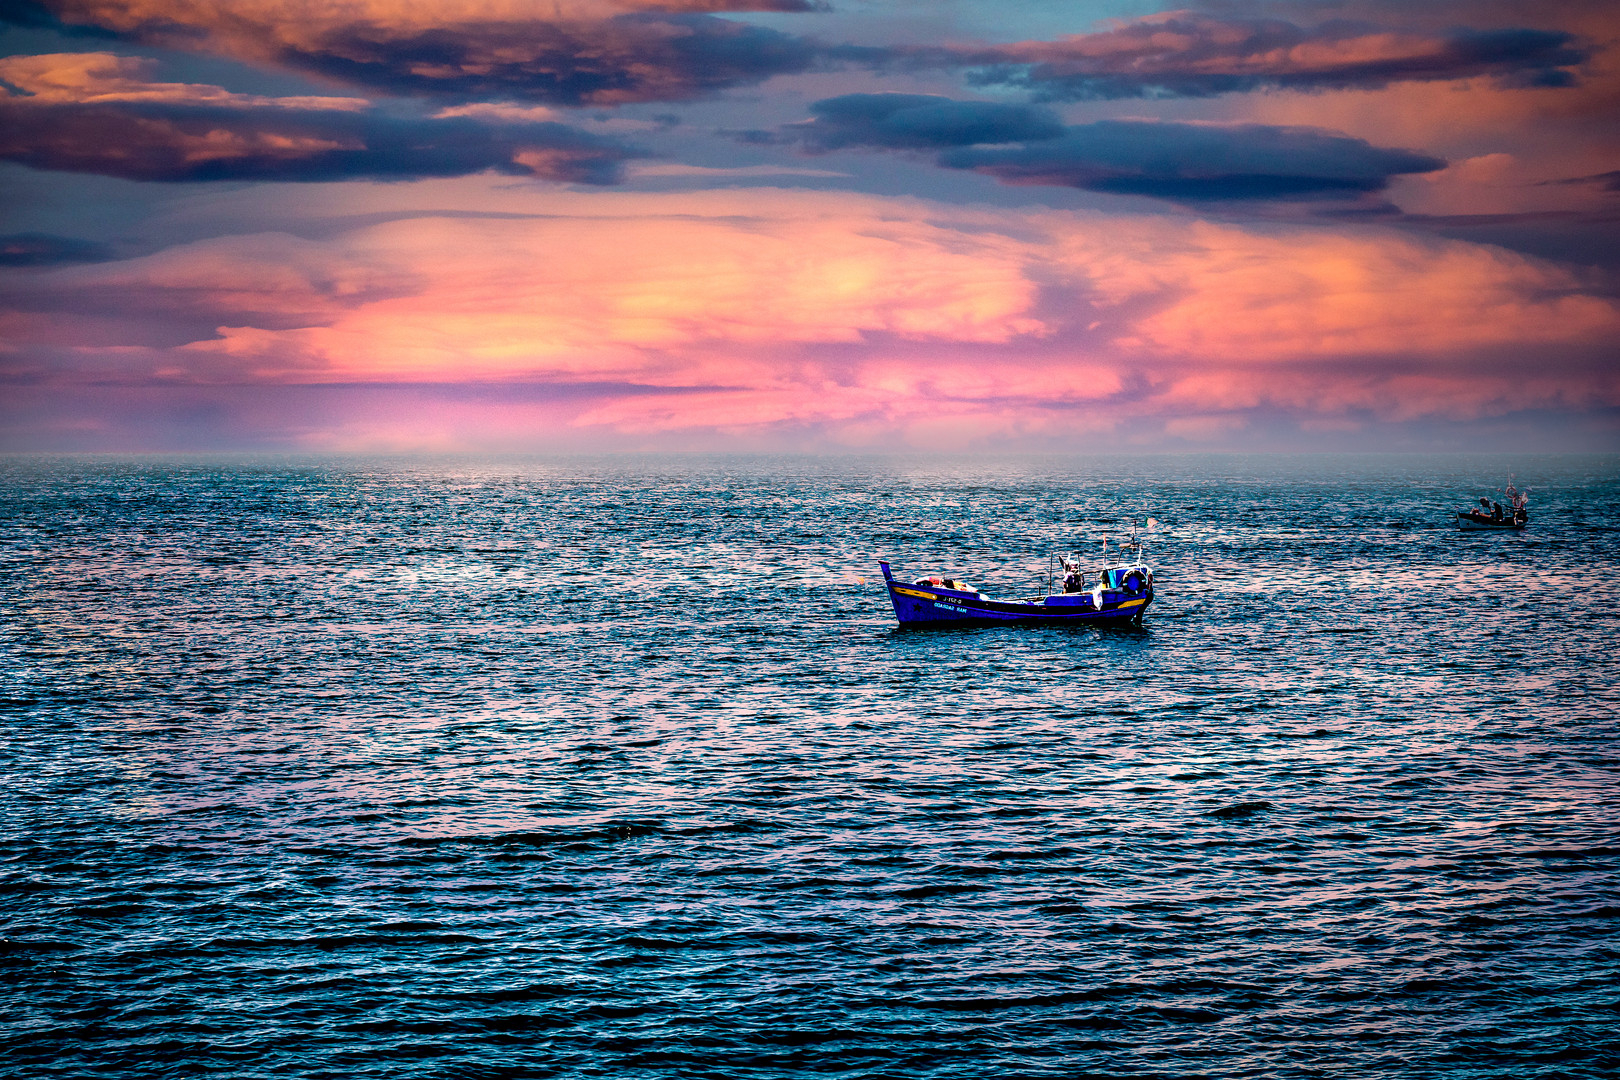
1063 569 1084 593
1492 501 1504 521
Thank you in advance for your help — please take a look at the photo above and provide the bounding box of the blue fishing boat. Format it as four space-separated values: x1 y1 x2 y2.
880 550 1155 627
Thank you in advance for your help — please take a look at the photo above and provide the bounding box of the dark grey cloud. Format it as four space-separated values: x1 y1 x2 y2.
0 100 642 183
939 121 1446 200
955 14 1588 100
786 95 1446 202
2 3 823 105
790 93 1066 151
280 14 820 105
0 232 115 266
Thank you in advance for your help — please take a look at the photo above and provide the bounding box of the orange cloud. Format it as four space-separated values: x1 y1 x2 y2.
1062 217 1619 361
37 0 815 27
162 195 1051 383
432 102 561 122
0 52 371 109
12 188 1619 438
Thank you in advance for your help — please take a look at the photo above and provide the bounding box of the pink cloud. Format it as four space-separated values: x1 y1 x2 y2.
157 194 1052 383
1069 218 1620 361
9 188 1618 442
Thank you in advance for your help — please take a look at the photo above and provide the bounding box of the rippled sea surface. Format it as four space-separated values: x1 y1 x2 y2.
3 453 1618 1080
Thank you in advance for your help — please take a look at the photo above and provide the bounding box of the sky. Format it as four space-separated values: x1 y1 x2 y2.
2 0 1618 452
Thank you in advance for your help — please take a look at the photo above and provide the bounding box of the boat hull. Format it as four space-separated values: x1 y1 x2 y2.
1456 512 1526 531
880 562 1151 626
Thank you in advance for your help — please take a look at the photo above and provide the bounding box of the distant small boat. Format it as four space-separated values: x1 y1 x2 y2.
880 554 1154 627
1456 482 1528 531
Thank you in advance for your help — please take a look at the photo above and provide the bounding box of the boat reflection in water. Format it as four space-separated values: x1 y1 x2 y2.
881 546 1154 628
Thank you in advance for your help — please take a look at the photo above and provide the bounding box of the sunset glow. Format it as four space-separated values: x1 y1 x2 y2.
4 1 1618 450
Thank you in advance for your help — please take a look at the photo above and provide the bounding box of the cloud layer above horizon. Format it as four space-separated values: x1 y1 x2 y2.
3 0 1619 450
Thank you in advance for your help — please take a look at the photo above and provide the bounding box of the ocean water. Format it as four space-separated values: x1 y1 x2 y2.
2 452 1617 1080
